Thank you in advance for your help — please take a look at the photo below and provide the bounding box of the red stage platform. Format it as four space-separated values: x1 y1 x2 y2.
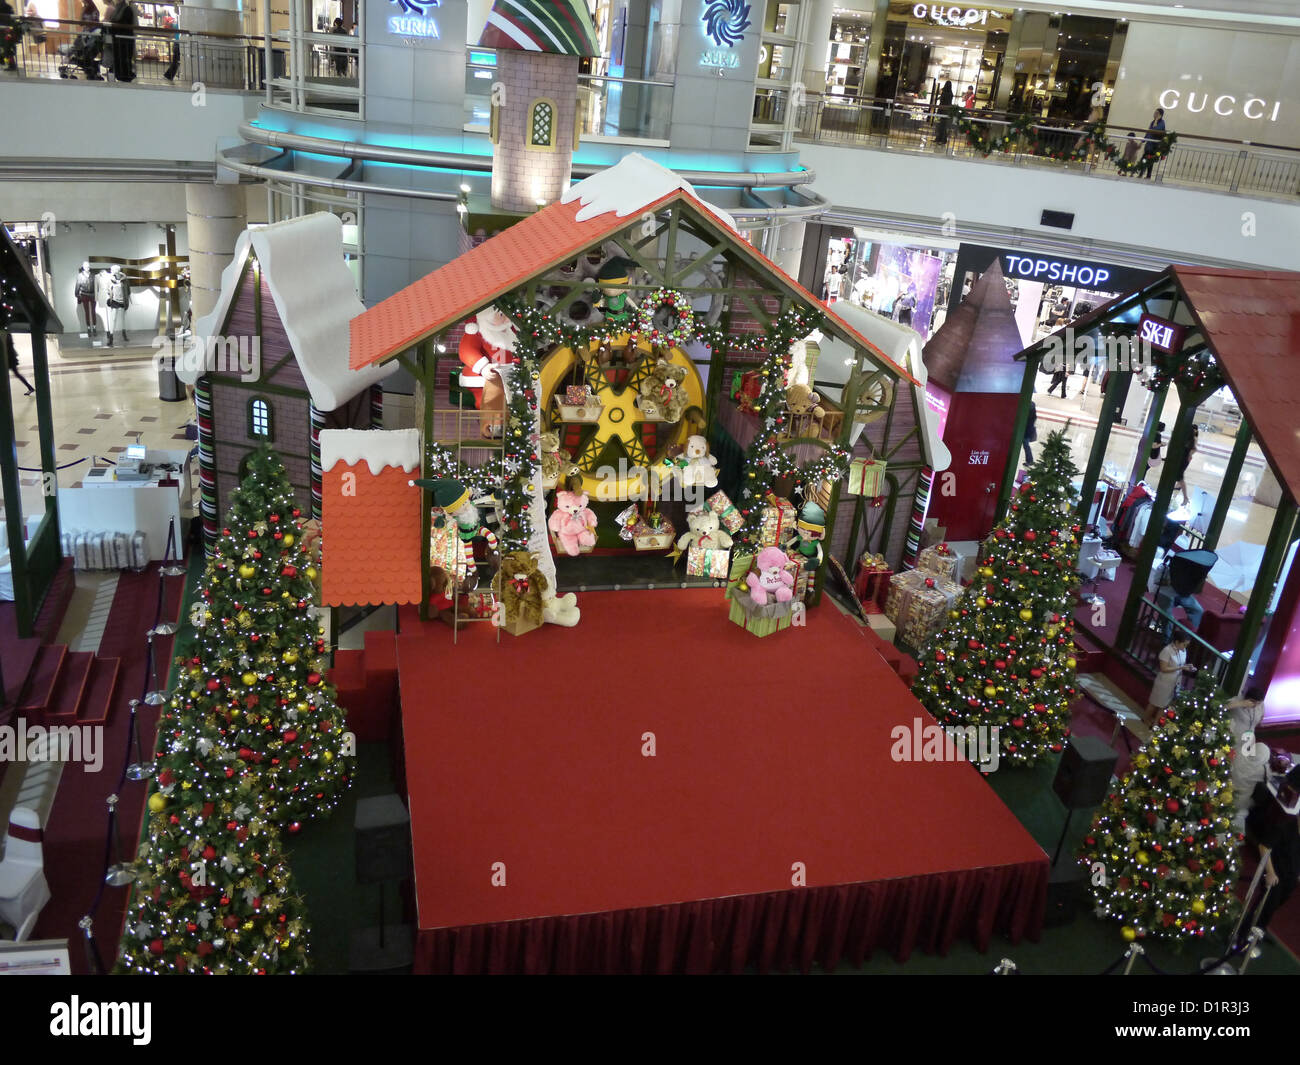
396 589 1047 974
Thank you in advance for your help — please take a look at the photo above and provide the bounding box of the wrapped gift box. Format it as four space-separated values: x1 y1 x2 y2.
758 495 796 547
865 611 896 643
917 543 961 582
430 525 471 584
884 569 960 649
728 589 794 638
731 369 762 413
705 490 744 534
853 553 893 607
564 385 591 405
687 544 731 578
845 458 887 497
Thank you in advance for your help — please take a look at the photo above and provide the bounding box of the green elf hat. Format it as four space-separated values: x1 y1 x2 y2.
411 478 470 527
597 257 631 285
797 501 826 534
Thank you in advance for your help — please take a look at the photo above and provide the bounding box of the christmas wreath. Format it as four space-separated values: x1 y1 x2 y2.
635 288 695 347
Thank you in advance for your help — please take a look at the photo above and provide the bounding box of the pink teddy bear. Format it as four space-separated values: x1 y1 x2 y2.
746 546 794 606
548 490 598 556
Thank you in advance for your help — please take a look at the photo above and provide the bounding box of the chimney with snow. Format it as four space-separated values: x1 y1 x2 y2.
479 0 600 214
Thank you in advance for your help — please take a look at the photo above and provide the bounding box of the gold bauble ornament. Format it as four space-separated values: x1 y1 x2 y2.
242 672 257 686
283 534 294 547
976 597 987 608
1019 608 1033 621
148 793 167 813
984 685 997 697
1135 850 1149 865
306 566 318 580
322 750 333 763
238 563 256 579
1121 926 1137 942
1065 657 1076 669
1191 899 1206 914
283 650 299 665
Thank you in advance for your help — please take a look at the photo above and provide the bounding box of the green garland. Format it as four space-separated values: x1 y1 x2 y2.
732 344 850 553
1144 348 1222 396
947 109 1178 172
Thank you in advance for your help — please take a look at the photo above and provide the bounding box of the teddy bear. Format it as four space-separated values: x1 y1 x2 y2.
675 508 733 552
539 431 570 489
745 546 795 606
679 434 718 489
547 489 598 556
639 358 689 422
785 384 826 437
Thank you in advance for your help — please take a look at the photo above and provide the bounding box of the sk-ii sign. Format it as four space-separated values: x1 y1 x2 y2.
388 0 439 38
1138 313 1186 355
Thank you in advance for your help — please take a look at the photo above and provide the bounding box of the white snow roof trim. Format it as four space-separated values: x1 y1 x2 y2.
319 428 420 476
185 213 395 408
561 152 739 233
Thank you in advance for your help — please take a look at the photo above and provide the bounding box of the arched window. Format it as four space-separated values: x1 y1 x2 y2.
529 99 556 150
248 397 273 441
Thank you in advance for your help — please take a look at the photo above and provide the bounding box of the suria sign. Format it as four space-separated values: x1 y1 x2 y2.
388 0 439 38
1002 255 1111 288
913 4 993 26
699 0 750 68
1158 88 1281 122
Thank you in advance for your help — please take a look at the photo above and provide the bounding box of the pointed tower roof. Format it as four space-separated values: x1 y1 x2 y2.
478 0 600 56
922 259 1026 394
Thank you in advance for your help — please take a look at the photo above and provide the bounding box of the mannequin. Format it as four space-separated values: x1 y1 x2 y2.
75 262 97 336
106 265 131 346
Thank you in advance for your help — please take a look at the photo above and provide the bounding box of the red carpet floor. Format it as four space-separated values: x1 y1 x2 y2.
398 589 1048 974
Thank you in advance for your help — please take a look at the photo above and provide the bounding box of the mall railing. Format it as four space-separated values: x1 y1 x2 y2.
1125 597 1231 688
2 17 274 92
464 53 674 142
788 93 1300 201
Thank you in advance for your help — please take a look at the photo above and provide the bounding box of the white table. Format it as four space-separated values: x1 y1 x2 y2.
59 448 193 562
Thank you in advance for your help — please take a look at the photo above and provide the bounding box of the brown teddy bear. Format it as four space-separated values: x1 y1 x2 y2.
539 431 570 489
639 357 689 422
785 383 826 436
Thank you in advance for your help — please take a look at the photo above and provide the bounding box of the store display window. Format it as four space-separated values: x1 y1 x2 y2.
818 233 956 342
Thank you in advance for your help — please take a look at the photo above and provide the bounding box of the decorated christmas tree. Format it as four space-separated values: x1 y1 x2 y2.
117 734 311 974
910 429 1082 767
188 447 353 826
1080 676 1240 943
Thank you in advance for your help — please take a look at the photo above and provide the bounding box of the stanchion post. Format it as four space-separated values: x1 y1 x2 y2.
1121 942 1143 975
125 699 157 782
104 794 138 887
160 516 185 578
79 916 104 975
144 632 167 706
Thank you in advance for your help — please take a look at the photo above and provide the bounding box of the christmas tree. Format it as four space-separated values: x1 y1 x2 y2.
1080 676 1240 942
188 447 353 826
117 734 311 974
910 429 1082 767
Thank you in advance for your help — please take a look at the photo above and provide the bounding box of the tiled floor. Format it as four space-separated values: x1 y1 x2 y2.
2 332 192 520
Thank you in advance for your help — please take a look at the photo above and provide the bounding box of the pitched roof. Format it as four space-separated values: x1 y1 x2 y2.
1169 265 1300 505
349 157 917 386
320 430 423 607
1018 263 1300 505
186 214 396 409
478 0 599 55
922 259 1025 394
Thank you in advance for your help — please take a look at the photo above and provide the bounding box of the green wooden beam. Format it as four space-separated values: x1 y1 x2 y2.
1203 418 1252 552
996 352 1040 522
0 331 32 636
1076 369 1130 528
1224 499 1298 694
1130 382 1168 485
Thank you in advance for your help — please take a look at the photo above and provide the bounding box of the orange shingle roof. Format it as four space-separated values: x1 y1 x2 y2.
349 189 918 386
322 463 423 606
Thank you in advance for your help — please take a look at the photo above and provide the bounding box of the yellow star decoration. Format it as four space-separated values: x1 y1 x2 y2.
667 542 685 564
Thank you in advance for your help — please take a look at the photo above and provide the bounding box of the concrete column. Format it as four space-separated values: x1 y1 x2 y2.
186 183 246 323
180 0 242 88
800 0 837 94
769 219 807 280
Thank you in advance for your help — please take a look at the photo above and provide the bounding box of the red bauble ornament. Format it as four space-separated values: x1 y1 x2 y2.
1023 531 1037 541
307 671 321 685
149 939 164 955
206 678 221 692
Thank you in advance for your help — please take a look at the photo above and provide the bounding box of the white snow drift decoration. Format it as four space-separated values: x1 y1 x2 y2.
561 153 739 233
822 302 952 473
320 428 421 476
185 213 396 409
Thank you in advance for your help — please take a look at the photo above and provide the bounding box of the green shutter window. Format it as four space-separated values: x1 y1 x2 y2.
530 100 554 148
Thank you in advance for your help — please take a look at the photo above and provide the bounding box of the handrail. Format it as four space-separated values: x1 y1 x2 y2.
18 15 265 45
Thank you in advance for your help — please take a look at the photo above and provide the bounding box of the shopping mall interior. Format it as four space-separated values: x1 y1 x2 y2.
3 0 1300 984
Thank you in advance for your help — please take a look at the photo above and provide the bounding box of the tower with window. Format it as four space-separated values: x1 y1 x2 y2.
480 0 599 213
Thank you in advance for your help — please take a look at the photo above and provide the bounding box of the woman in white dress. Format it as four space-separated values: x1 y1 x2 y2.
1145 633 1193 725
1227 687 1269 831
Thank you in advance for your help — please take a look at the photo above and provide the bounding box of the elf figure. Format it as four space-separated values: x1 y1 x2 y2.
412 477 500 587
457 305 518 438
595 258 638 330
789 501 826 600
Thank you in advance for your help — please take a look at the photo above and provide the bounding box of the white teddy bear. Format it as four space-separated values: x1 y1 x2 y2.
676 508 733 552
679 434 718 489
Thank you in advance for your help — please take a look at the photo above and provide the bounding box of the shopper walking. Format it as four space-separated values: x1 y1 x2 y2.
1119 131 1141 175
1174 424 1199 506
161 7 179 80
106 0 134 82
4 330 35 395
935 79 953 145
962 85 974 109
329 17 349 77
1141 107 1166 179
1022 401 1037 466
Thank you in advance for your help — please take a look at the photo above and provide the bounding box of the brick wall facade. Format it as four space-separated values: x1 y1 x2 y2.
491 51 580 213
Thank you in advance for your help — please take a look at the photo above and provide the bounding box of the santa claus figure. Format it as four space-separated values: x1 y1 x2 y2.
458 305 518 438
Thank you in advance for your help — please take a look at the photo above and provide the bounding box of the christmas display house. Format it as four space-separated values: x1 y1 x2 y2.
181 214 397 551
342 154 943 619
